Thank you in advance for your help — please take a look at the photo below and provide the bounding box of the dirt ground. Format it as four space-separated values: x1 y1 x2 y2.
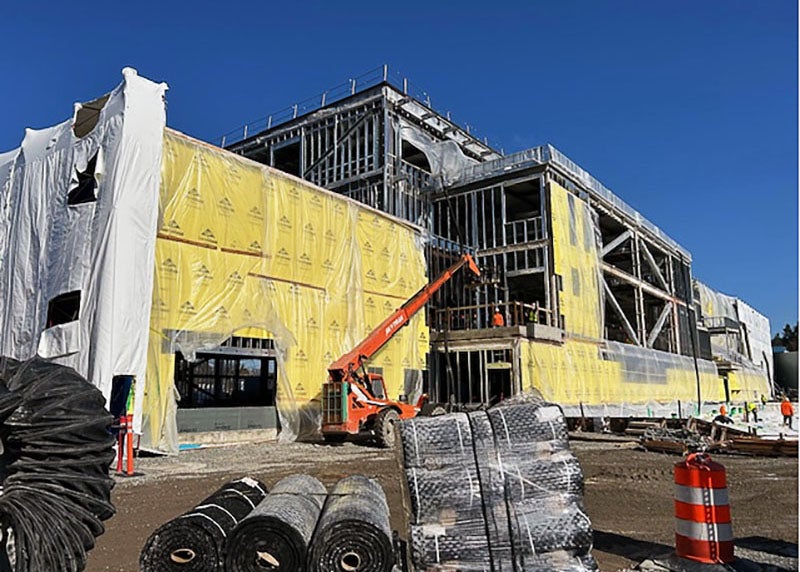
86 437 798 572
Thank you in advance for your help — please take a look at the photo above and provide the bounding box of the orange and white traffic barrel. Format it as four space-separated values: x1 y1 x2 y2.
674 452 734 563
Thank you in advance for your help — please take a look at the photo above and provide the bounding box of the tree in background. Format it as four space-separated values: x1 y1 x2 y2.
772 322 798 352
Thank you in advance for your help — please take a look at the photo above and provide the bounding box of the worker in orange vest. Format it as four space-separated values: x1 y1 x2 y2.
781 397 794 429
492 308 505 327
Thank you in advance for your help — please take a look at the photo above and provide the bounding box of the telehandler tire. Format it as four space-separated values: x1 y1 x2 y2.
374 408 400 448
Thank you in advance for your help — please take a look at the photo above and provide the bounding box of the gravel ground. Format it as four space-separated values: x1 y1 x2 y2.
86 438 797 572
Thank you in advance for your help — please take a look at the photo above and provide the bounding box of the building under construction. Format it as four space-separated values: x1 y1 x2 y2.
0 68 772 453
227 66 772 416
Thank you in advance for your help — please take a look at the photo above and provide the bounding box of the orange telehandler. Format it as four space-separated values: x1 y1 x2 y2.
321 253 480 447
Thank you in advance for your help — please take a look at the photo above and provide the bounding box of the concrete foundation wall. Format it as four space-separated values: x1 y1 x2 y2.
176 406 278 433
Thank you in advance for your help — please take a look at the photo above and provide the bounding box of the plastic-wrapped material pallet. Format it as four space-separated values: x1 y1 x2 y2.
469 410 515 570
487 403 594 567
400 413 474 469
226 474 327 572
400 414 493 569
399 402 597 572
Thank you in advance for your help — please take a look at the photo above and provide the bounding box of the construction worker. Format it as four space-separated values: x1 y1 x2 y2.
714 405 734 425
748 401 759 423
781 397 794 429
492 307 505 327
760 393 768 410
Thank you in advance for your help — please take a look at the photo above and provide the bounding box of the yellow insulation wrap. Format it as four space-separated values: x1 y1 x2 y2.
530 180 769 409
726 369 769 402
142 130 428 453
548 181 602 339
520 339 726 406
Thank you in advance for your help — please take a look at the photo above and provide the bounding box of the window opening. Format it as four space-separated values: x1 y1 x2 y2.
68 152 99 205
73 94 110 138
272 139 301 177
571 268 581 296
504 179 541 222
46 291 81 328
174 352 276 408
401 140 432 173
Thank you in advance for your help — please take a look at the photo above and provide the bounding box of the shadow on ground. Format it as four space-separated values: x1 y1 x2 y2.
735 536 798 558
593 530 673 562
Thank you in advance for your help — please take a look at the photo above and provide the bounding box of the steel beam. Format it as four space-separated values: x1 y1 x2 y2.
602 263 684 306
603 278 640 345
602 229 632 257
646 302 673 348
640 241 669 291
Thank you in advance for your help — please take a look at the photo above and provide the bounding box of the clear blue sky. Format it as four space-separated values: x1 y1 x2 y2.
2 1 797 332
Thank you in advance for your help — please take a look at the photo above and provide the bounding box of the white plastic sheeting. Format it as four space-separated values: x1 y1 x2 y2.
735 299 774 383
0 68 167 431
695 280 773 381
399 120 478 186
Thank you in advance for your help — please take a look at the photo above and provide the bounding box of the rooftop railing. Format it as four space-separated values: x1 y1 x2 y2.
218 65 499 150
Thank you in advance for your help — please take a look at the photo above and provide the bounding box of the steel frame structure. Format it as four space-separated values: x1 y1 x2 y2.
226 72 707 405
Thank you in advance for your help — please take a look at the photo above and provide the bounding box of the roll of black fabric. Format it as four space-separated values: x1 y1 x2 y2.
0 357 116 572
140 477 268 572
308 475 394 572
226 474 327 572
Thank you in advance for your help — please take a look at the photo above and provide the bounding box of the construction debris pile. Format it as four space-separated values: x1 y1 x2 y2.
639 418 798 457
640 426 710 454
0 358 116 572
140 474 394 572
399 401 597 571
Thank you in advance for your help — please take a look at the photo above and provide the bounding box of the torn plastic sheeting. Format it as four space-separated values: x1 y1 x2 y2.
399 120 478 187
734 298 773 379
308 475 394 572
139 477 268 572
695 281 738 322
226 474 327 572
0 68 167 436
0 357 116 572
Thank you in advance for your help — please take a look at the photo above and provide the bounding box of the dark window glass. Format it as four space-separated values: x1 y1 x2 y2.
175 352 276 408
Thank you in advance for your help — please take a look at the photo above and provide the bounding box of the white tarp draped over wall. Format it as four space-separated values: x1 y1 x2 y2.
695 279 773 382
736 298 774 383
0 68 167 431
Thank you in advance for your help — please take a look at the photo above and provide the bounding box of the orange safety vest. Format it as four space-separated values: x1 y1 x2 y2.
781 401 794 416
492 312 505 327
719 404 727 416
